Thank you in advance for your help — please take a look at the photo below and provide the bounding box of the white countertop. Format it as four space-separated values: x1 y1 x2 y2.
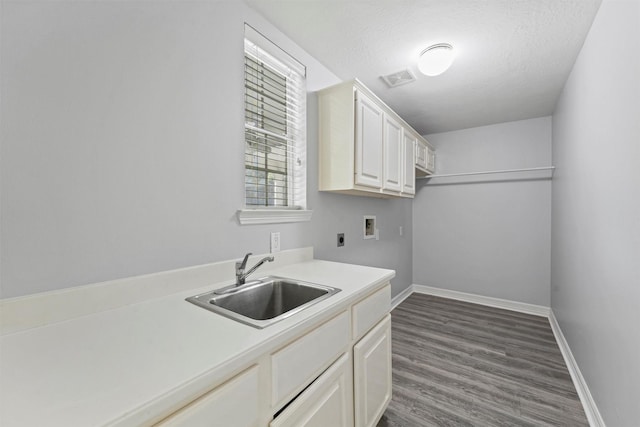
0 257 394 427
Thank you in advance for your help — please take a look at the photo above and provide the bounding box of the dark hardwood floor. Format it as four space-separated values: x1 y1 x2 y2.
378 293 588 427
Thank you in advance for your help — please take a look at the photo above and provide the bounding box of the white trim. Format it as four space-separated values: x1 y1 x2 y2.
390 285 414 310
411 284 550 317
237 209 313 225
244 24 306 77
548 310 606 427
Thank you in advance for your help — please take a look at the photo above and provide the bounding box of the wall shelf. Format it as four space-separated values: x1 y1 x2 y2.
417 166 555 182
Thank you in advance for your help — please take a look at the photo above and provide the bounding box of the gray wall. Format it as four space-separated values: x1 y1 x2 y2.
413 117 552 306
551 0 640 424
0 1 412 299
306 93 414 298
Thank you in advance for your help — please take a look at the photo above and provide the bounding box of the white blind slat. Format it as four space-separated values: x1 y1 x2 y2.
243 25 306 208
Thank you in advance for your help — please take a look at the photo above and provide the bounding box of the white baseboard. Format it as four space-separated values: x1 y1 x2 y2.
411 284 550 317
549 310 606 427
391 285 414 310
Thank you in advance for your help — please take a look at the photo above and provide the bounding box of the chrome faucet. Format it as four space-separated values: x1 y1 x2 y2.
235 252 274 285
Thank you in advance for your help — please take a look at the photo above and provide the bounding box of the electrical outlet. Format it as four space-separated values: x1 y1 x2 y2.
399 226 403 236
337 233 345 247
270 232 281 253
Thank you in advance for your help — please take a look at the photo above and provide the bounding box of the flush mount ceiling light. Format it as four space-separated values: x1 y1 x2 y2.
417 43 455 76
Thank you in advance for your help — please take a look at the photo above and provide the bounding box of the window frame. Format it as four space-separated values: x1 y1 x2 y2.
237 24 312 225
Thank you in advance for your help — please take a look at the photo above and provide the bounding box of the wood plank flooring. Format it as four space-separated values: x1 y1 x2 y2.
378 293 588 426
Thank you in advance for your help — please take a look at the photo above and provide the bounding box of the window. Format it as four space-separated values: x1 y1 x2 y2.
239 25 311 225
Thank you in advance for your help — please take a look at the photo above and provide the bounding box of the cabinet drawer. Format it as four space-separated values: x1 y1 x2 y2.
352 284 391 341
271 311 350 409
270 352 353 427
156 365 260 427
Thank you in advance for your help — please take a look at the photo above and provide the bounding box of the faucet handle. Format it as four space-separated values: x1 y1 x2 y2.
236 252 252 271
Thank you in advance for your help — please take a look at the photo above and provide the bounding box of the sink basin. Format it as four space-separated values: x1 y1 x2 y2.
186 276 341 328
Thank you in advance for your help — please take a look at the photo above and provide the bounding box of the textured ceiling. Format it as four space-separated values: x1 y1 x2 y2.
245 0 601 134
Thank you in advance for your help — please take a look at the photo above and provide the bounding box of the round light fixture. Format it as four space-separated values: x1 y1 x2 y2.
417 43 455 76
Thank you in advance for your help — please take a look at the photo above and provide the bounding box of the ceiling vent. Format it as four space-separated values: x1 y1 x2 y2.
381 69 416 88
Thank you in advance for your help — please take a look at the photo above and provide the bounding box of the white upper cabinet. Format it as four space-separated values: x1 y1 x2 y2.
355 92 384 189
426 144 436 173
382 113 403 192
402 132 416 195
318 79 429 199
415 138 436 176
415 138 427 171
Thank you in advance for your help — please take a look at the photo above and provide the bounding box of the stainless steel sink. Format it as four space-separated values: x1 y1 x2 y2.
186 276 341 328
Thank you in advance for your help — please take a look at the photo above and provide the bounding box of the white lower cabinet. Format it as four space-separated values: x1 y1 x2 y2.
351 285 391 341
354 315 392 427
155 284 392 427
156 365 261 427
271 311 350 409
270 353 353 427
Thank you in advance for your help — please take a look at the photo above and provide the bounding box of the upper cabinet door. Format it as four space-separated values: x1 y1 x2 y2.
415 139 427 170
402 133 416 195
382 114 403 193
426 145 436 173
355 92 384 188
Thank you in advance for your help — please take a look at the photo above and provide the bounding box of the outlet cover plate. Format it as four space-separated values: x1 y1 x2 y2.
270 232 281 253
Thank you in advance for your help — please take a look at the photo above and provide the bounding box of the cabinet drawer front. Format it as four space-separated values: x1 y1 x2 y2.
352 284 391 341
270 352 353 427
271 311 350 409
156 365 260 427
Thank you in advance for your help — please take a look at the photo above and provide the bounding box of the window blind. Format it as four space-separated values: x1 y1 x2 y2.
244 33 306 209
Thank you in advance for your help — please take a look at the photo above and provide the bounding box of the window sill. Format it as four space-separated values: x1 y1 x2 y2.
237 209 313 225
